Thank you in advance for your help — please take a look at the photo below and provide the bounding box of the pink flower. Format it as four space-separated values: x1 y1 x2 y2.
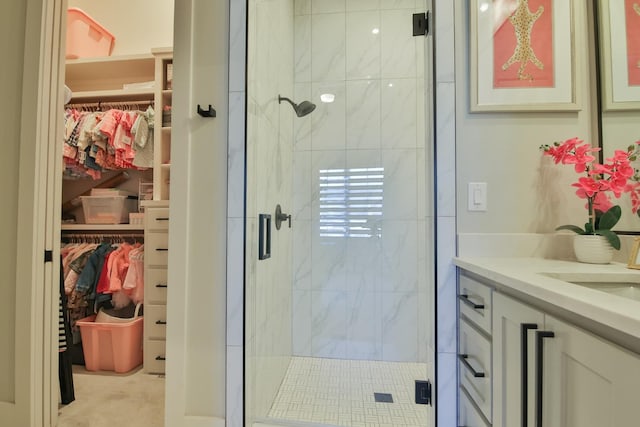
592 191 613 212
572 177 600 198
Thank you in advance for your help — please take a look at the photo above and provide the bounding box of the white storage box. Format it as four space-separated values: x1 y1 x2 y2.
81 195 138 224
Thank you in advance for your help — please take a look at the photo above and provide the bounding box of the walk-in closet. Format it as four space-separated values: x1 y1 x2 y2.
57 2 174 426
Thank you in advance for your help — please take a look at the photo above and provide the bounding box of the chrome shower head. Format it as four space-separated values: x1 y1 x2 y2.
278 95 316 117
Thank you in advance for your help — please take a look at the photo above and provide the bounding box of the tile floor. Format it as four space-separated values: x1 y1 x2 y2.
267 357 430 427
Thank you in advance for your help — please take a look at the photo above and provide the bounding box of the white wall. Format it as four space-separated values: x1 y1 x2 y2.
290 0 430 363
67 0 173 55
245 0 295 421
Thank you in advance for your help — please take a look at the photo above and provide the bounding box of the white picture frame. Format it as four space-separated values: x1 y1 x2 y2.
470 0 579 112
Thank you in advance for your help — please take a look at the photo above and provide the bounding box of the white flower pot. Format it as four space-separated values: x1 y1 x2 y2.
573 235 614 264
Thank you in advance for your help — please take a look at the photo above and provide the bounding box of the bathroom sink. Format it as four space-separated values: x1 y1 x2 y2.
541 272 640 302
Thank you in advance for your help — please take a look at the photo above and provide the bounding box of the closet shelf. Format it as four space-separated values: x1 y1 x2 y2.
69 89 155 104
61 224 144 232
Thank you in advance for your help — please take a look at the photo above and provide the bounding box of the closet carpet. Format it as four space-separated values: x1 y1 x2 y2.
57 366 165 427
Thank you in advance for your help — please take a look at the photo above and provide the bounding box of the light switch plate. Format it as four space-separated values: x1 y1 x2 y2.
468 182 487 211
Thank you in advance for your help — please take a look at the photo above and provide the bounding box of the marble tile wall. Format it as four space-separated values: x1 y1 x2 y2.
244 0 295 422
292 0 430 363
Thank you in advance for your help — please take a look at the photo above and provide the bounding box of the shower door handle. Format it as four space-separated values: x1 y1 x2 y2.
258 214 271 260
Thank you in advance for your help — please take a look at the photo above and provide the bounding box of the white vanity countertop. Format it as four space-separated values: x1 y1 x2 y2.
454 257 640 341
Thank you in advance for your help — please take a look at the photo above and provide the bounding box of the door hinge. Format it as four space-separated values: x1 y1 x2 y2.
44 250 53 263
413 11 430 37
415 379 431 405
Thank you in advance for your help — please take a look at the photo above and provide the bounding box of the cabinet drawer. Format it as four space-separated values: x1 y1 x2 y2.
145 232 168 266
145 208 170 230
459 387 491 427
459 273 492 335
145 304 167 339
459 318 492 422
145 268 168 304
144 339 166 374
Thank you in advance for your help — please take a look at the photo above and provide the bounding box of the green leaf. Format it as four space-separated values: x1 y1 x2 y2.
596 229 621 250
556 225 586 234
584 222 594 234
598 205 622 230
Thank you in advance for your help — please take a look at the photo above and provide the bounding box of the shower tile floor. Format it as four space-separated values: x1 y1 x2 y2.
267 357 430 427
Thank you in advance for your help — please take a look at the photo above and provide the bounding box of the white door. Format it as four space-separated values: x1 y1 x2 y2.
0 0 64 426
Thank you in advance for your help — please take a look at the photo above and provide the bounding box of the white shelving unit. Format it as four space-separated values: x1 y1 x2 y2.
61 224 144 232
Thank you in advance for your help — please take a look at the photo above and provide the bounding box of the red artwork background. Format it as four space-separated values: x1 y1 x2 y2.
625 0 640 86
493 0 554 88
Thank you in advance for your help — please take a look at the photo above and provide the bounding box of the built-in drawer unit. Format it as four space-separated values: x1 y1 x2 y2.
459 387 491 427
459 273 492 335
145 232 169 266
143 202 170 374
144 339 167 374
459 318 492 422
145 304 167 339
145 268 168 304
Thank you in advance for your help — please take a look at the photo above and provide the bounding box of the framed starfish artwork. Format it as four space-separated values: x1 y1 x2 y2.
598 0 640 110
470 0 579 111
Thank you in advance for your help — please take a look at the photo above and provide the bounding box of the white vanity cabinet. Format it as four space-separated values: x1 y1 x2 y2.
492 291 640 427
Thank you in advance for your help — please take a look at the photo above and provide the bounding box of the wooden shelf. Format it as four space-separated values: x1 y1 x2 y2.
61 224 143 232
69 88 155 103
65 54 155 92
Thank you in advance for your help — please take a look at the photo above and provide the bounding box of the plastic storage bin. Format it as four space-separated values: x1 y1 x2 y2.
80 195 138 224
66 8 115 59
76 315 143 373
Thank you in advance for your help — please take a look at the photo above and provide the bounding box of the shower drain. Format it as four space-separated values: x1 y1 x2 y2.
373 392 394 403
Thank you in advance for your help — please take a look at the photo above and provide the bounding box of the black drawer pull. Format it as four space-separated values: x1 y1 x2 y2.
536 331 555 427
155 283 168 288
458 354 485 378
458 294 485 310
155 320 167 325
155 248 169 251
155 356 166 361
155 217 169 221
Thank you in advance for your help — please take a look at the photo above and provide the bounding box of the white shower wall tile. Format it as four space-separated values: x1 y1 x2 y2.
346 0 381 11
292 290 313 356
434 0 455 83
292 220 312 290
381 9 417 78
381 292 419 362
229 0 247 93
312 0 346 14
295 0 311 15
345 233 381 294
311 149 347 218
311 13 346 82
227 218 244 347
436 352 458 427
380 220 418 293
346 290 381 359
436 82 456 218
228 91 246 219
416 148 427 218
311 81 346 150
345 10 381 80
312 290 348 358
436 216 457 354
346 80 381 149
381 149 418 219
381 78 417 149
294 83 312 150
311 227 347 291
293 151 312 220
294 15 312 82
226 345 243 427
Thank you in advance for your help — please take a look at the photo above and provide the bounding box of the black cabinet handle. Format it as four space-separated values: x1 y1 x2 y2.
521 323 538 427
536 331 555 427
458 354 485 378
155 356 166 361
197 104 216 117
156 248 169 252
155 217 170 221
155 283 168 288
155 320 167 325
458 294 484 310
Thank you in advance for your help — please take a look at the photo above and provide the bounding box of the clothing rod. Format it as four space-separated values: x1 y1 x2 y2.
61 232 144 242
65 100 155 110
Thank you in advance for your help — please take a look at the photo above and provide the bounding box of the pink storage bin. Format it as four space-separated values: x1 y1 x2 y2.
66 8 115 59
76 315 143 373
